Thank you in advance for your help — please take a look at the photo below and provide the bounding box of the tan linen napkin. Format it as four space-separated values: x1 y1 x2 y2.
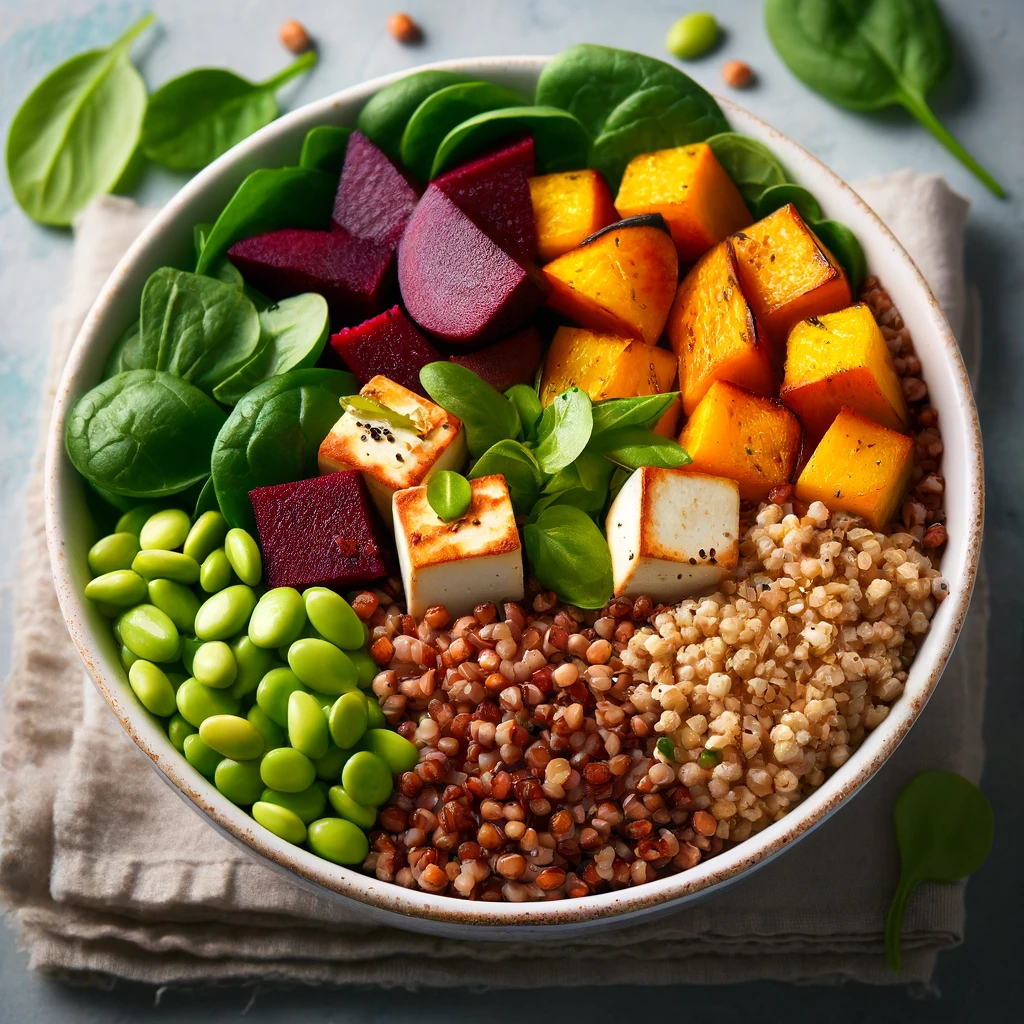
0 176 984 989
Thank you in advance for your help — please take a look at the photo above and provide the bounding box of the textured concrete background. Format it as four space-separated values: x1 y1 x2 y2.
1 1 1021 1019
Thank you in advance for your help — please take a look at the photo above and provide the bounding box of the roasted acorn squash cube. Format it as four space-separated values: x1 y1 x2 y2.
529 169 617 264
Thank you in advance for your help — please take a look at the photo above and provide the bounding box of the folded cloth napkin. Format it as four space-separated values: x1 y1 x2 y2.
0 175 984 989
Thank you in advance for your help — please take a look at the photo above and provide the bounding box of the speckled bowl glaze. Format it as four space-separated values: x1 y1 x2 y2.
44 56 983 939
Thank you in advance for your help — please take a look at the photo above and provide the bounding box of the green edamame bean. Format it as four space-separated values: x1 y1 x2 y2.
230 637 277 699
128 660 176 717
365 698 386 731
183 733 221 777
224 528 262 586
312 744 352 782
348 648 377 689
362 728 419 774
168 713 197 752
256 667 307 727
183 510 228 563
249 588 306 649
194 585 257 641
307 817 368 865
252 800 306 844
328 691 368 750
260 747 316 793
84 569 148 607
199 714 264 761
94 601 121 618
181 635 202 676
165 671 187 692
287 638 357 695
139 508 191 551
286 691 329 760
132 549 200 585
247 705 285 750
665 11 719 60
302 588 364 650
327 785 377 829
214 758 264 805
192 640 237 689
340 750 393 807
260 785 326 825
175 677 240 727
118 604 180 663
88 532 140 576
120 645 139 671
147 578 201 633
200 548 233 593
312 692 336 715
115 504 162 537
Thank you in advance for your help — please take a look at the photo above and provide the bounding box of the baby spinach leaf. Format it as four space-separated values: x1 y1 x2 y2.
142 51 318 172
765 0 1004 197
427 471 473 522
536 43 729 188
194 477 220 518
195 166 336 275
355 69 474 162
430 106 590 178
590 393 679 440
211 368 357 531
589 426 692 470
6 14 153 226
706 132 787 207
469 439 544 514
299 125 352 174
533 387 594 474
813 219 867 292
66 369 226 498
524 505 614 609
505 384 543 442
400 81 530 180
756 183 822 223
104 319 142 378
537 451 615 516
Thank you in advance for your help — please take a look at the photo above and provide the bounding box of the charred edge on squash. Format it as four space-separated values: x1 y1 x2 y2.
579 213 672 247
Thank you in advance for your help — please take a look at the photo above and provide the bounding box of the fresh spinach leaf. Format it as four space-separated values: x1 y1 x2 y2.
524 505 614 609
6 14 152 226
589 426 692 470
66 369 226 498
765 0 1004 197
756 182 822 223
469 439 544 514
590 393 679 440
533 387 594 474
142 51 317 172
706 132 787 207
211 368 358 531
104 319 142 379
536 43 729 188
194 477 220 518
505 384 543 442
299 125 352 174
538 451 615 516
813 219 867 292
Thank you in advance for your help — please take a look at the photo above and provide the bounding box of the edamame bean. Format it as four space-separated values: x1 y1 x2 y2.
183 733 221 777
94 601 121 618
362 728 419 775
260 747 316 793
84 569 148 607
199 714 264 761
175 677 240 727
192 641 237 689
181 635 203 676
307 817 368 865
120 645 138 671
287 638 356 695
118 604 180 663
215 758 264 805
348 648 377 689
168 713 197 752
183 510 228 563
224 528 262 586
340 750 392 807
88 532 140 575
139 508 191 551
302 588 364 650
260 786 326 825
249 588 306 649
327 785 377 829
287 690 329 759
200 548 233 593
247 705 285 750
132 549 200 585
312 744 352 782
147 578 201 633
365 698 386 731
194 585 257 641
256 667 307 727
229 637 277 699
115 504 162 536
328 691 368 750
665 11 719 60
252 801 307 844
128 660 177 717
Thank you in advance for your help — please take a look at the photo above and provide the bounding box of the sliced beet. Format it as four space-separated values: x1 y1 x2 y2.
448 326 544 393
332 130 420 248
249 471 387 591
433 136 537 262
398 184 547 348
330 305 441 396
227 227 393 326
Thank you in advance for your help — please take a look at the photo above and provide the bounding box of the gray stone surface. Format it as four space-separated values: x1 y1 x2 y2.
1 0 1021 1018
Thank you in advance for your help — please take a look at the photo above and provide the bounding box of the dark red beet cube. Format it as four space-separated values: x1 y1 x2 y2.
333 130 420 248
398 184 547 348
433 136 537 263
448 326 544 393
227 227 393 326
330 305 441 396
249 471 387 591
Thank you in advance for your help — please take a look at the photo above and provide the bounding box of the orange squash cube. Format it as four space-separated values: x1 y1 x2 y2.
652 396 682 438
678 381 802 501
781 303 909 441
543 218 678 345
615 143 751 264
731 203 851 365
540 326 677 406
795 407 914 529
529 170 617 264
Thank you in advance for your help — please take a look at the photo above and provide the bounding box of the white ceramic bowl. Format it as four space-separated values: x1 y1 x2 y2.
44 56 983 939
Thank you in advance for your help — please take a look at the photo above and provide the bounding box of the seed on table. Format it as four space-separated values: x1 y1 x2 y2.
253 800 307 844
387 11 421 43
200 714 265 761
278 18 312 53
249 587 307 649
84 569 148 608
139 508 191 552
128 660 177 717
192 640 237 689
722 59 754 88
88 532 140 576
132 549 200 585
199 548 233 593
224 528 262 586
307 817 369 865
303 587 364 650
665 11 719 60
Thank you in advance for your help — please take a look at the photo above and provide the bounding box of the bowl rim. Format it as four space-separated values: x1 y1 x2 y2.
43 54 983 934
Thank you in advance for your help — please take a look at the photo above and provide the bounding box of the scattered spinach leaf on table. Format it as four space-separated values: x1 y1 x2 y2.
533 387 593 474
299 125 352 174
524 505 614 609
426 471 473 522
705 132 787 207
468 439 544 514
